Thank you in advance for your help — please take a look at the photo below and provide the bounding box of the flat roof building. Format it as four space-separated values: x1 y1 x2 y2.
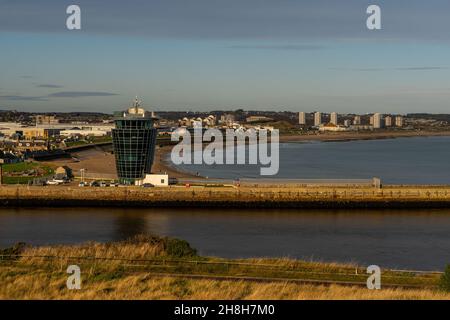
299 112 306 125
314 112 322 127
330 112 338 125
373 113 382 129
385 116 392 127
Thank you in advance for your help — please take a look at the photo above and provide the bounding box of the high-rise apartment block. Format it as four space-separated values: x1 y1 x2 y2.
373 113 382 129
330 112 338 125
298 112 306 125
385 116 392 127
314 112 322 127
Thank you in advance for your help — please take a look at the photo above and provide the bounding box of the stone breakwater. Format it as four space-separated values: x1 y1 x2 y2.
1 185 450 209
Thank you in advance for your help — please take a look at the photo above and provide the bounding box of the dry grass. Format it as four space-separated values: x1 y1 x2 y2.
1 269 449 300
1 236 449 300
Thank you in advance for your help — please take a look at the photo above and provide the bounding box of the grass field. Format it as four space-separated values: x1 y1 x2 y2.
2 162 54 184
0 235 449 300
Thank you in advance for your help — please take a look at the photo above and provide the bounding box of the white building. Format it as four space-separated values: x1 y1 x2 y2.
385 116 392 127
330 112 338 125
60 127 111 137
136 174 169 187
353 115 361 125
314 112 322 127
373 113 382 129
298 112 306 125
319 123 349 132
395 116 404 127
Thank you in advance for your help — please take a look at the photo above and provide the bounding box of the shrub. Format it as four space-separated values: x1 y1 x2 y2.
439 264 450 292
120 234 198 258
164 238 197 258
0 242 27 260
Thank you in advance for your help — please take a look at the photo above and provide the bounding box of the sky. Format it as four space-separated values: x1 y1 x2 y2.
1 0 450 113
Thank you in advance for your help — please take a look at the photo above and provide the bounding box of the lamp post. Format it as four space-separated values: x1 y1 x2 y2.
0 159 4 186
80 168 85 183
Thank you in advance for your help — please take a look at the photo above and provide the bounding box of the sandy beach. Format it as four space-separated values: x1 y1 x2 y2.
42 130 450 180
43 145 198 180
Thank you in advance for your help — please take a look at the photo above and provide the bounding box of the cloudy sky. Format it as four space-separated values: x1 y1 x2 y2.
1 0 450 113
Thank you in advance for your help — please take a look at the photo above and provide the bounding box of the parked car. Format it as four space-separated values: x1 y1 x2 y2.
78 181 86 187
142 183 154 188
90 181 100 187
46 180 60 185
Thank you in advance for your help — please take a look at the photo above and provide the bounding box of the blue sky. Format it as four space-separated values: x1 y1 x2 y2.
1 0 450 113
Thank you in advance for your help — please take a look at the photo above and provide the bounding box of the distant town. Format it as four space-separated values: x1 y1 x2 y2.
1 107 450 186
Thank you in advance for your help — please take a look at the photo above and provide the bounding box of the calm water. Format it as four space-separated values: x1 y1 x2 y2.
176 136 450 184
1 207 450 271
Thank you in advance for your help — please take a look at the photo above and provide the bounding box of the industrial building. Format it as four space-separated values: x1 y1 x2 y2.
111 98 158 185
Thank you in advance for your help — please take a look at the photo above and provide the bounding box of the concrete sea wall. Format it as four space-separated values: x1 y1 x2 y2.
1 185 450 209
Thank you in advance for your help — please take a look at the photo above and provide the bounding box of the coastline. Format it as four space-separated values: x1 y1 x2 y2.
279 130 450 143
30 130 450 182
152 145 201 179
155 130 450 179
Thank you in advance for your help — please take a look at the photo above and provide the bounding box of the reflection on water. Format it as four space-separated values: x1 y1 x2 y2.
112 213 149 242
1 207 450 271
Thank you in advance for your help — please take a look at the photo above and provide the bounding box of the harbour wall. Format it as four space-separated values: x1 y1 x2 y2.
1 185 450 209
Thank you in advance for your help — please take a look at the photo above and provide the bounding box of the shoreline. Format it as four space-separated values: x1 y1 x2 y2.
155 130 450 180
279 130 450 143
28 130 450 182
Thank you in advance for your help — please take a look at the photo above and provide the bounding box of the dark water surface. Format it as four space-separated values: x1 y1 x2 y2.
1 207 450 271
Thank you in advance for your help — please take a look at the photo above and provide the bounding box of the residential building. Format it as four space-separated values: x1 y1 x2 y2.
314 112 322 127
298 112 306 125
330 112 338 125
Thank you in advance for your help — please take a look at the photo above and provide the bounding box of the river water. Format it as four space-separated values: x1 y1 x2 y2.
1 207 450 271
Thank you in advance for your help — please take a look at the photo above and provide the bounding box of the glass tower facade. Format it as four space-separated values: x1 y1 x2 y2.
112 99 157 185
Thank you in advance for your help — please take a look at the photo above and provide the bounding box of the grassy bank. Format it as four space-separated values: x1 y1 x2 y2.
0 235 449 300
